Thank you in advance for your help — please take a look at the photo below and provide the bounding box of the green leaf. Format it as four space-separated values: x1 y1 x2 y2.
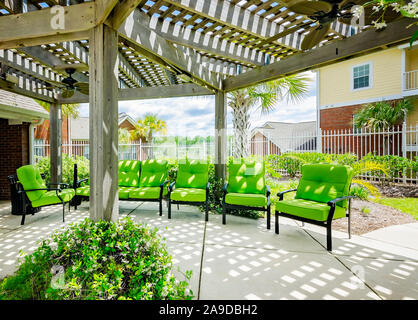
410 30 418 48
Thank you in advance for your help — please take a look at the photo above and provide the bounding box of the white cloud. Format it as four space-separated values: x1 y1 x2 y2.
78 72 317 137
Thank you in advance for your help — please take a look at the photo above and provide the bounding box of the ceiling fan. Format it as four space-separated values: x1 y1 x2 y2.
40 64 89 98
285 0 401 50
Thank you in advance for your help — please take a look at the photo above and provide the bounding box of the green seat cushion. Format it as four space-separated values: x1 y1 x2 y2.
171 188 206 202
32 189 75 208
118 160 141 187
176 160 208 189
76 186 90 197
276 199 346 221
119 187 135 200
16 165 47 202
225 193 267 207
129 187 167 199
227 160 266 195
140 160 168 187
296 164 354 208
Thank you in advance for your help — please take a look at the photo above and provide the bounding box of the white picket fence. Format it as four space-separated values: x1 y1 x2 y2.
33 124 418 183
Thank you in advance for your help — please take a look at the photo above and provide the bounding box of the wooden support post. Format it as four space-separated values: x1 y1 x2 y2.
215 91 227 180
50 103 62 184
89 24 119 222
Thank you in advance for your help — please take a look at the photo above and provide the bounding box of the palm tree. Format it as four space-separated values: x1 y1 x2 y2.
228 74 310 158
353 99 414 155
130 113 167 158
36 100 80 119
354 99 413 130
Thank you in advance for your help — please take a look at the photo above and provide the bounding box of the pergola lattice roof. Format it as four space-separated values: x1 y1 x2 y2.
0 0 415 104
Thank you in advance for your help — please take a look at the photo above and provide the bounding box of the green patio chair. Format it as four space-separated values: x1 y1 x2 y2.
222 160 271 229
16 165 75 225
275 163 355 251
167 159 210 221
128 159 169 216
73 164 89 209
118 160 141 200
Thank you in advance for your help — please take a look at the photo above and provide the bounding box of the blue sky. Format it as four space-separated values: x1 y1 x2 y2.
79 71 317 137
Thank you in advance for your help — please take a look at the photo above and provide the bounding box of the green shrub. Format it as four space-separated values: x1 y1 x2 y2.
362 153 417 181
350 185 369 200
0 218 193 300
35 154 89 186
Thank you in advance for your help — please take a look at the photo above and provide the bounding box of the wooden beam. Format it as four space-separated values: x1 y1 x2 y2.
0 0 118 49
118 52 143 87
215 91 227 180
49 103 62 184
118 83 213 100
163 0 302 51
57 83 213 103
0 77 55 102
146 14 264 66
107 0 143 29
89 24 119 222
223 19 418 91
118 8 222 91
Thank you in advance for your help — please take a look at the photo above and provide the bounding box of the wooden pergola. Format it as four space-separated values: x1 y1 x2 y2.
0 0 415 221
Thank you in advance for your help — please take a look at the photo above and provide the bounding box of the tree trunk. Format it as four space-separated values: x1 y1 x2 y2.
232 106 250 158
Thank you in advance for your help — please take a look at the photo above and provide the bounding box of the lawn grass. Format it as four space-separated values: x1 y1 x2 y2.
373 197 418 220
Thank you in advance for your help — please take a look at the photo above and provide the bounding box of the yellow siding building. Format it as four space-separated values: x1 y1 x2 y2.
317 43 418 130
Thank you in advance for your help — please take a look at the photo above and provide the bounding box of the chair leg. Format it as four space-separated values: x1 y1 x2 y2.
275 212 279 234
159 199 163 216
266 205 271 230
205 201 209 222
222 204 226 225
20 213 26 226
326 224 332 251
348 212 351 239
62 203 65 223
177 204 179 210
168 199 171 219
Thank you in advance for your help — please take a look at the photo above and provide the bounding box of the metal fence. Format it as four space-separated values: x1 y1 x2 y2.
33 124 418 183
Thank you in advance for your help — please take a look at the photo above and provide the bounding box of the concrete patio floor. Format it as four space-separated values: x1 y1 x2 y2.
0 200 417 300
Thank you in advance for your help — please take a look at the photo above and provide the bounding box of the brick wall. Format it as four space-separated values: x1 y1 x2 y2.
0 118 30 200
34 117 69 143
320 104 363 131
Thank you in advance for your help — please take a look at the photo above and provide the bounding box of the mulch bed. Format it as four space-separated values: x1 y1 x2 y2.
332 199 416 235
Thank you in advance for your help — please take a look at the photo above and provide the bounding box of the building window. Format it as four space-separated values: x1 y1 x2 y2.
352 63 372 90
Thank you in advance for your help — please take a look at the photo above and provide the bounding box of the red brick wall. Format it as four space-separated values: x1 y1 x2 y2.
34 117 69 143
0 118 30 200
320 104 363 131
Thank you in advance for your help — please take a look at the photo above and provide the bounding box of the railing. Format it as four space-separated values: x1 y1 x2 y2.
33 124 418 184
404 70 418 91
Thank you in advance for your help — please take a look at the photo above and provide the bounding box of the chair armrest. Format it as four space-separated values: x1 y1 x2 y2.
76 178 89 187
223 183 228 195
277 189 297 201
48 182 68 189
168 181 176 193
327 196 356 207
18 188 60 193
160 180 169 198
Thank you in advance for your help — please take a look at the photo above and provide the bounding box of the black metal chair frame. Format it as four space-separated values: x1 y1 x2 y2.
121 180 169 216
222 184 271 229
17 183 71 225
167 181 210 221
275 189 355 251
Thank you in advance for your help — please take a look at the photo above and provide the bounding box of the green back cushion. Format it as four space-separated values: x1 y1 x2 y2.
140 160 168 187
16 165 47 202
296 164 354 208
118 160 141 187
176 160 209 189
227 160 266 194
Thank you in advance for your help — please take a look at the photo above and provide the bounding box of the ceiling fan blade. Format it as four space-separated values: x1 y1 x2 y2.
287 0 333 16
77 86 89 96
61 88 75 99
301 22 331 50
74 82 89 89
